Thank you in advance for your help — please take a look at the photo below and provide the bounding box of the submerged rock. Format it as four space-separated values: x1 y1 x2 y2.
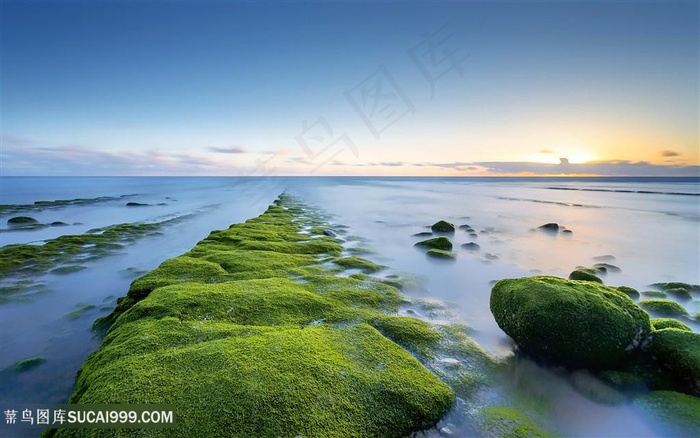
568 269 603 283
460 243 480 251
5 356 46 373
414 237 453 251
7 216 38 225
412 231 434 237
633 391 700 436
431 220 455 233
664 287 693 301
50 221 70 227
426 249 457 260
125 202 150 207
648 329 700 395
490 276 651 369
537 223 560 232
639 299 688 317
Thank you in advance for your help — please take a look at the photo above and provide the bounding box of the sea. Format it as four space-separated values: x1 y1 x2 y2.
1 176 698 437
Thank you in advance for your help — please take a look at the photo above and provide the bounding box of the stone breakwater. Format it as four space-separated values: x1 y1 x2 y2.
47 195 455 438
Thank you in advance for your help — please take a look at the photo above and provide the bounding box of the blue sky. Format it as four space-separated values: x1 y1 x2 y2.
2 1 698 176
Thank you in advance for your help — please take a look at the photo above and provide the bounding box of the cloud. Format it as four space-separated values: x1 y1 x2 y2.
661 150 681 157
539 149 555 154
471 160 699 176
559 157 570 165
208 146 247 154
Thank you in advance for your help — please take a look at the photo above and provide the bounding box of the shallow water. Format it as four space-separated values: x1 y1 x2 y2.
1 176 698 437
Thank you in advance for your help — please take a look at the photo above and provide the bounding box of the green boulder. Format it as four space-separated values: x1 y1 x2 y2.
431 220 455 233
414 237 452 251
648 329 700 396
568 269 603 283
639 299 688 317
490 276 651 369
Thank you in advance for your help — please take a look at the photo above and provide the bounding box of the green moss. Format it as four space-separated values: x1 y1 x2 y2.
333 256 384 273
480 406 549 438
649 329 700 396
616 286 640 300
651 318 691 332
1 195 134 215
7 216 38 224
431 220 455 233
597 370 647 394
61 194 455 437
414 237 452 251
633 391 700 436
664 288 693 301
639 299 689 317
426 249 457 259
6 356 46 373
50 265 87 275
490 276 651 369
66 304 97 320
650 282 699 293
568 269 603 283
640 290 667 299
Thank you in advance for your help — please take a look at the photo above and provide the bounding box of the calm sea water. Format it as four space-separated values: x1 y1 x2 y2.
1 176 698 437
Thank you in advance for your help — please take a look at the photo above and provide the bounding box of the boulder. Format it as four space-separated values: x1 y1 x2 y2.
431 221 455 233
414 237 453 251
648 329 700 396
490 276 651 369
569 269 603 283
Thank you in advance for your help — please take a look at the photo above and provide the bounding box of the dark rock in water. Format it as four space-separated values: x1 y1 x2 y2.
50 221 69 227
8 216 38 225
648 329 700 396
458 224 472 230
593 263 621 273
651 282 700 296
412 232 433 237
126 202 150 207
639 299 688 317
426 249 457 260
6 356 46 373
490 276 651 369
431 220 455 233
561 229 573 235
461 243 480 251
569 269 603 283
641 291 667 299
322 229 337 238
538 223 560 232
414 237 453 251
664 287 693 301
616 286 640 300
468 233 478 238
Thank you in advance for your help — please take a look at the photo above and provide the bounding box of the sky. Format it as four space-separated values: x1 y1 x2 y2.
1 0 699 177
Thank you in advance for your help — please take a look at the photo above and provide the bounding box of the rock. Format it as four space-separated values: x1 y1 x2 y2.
664 288 693 301
414 237 453 251
431 220 455 233
616 286 640 300
639 299 688 317
50 221 70 227
633 391 700 436
651 282 699 294
5 356 46 373
593 263 621 273
412 232 433 237
7 216 38 225
322 229 337 237
426 249 457 260
458 224 471 230
561 229 573 235
641 291 667 299
570 370 627 405
460 243 480 251
537 223 560 232
468 233 478 238
569 269 603 283
648 329 700 395
126 202 150 207
490 276 651 369
651 318 691 332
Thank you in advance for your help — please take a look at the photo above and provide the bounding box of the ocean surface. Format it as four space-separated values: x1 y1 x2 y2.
1 176 698 437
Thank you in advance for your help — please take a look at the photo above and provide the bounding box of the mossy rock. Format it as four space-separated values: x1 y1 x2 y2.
640 290 667 299
651 318 691 332
479 406 549 437
597 370 647 394
648 329 700 396
426 249 457 260
61 195 455 437
664 288 693 301
639 299 688 317
490 276 651 369
431 220 455 233
461 242 480 251
5 356 46 373
412 231 433 237
616 286 640 300
650 282 699 293
633 391 700 436
568 269 603 283
569 370 627 405
537 223 560 232
414 237 452 251
7 216 38 225
333 256 383 273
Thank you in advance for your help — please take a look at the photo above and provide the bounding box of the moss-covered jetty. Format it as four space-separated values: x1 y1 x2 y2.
50 195 455 437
